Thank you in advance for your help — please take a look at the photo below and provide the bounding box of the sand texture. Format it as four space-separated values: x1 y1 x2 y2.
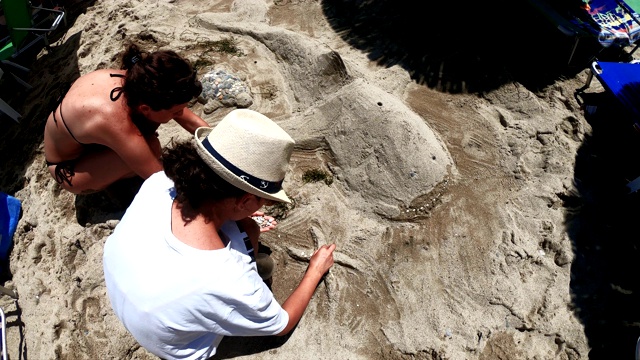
1 0 640 359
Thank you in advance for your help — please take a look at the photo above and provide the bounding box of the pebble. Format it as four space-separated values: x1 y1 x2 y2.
200 70 253 112
252 216 273 228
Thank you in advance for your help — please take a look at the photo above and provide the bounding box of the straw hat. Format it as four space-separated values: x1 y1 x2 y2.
194 109 294 203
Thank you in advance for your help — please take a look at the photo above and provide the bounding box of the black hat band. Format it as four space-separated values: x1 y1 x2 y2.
202 137 283 194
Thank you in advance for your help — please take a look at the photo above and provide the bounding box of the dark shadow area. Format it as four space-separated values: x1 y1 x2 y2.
0 0 95 194
74 175 144 226
320 0 631 94
211 330 292 359
0 29 82 212
0 31 81 285
566 86 640 358
0 1 95 288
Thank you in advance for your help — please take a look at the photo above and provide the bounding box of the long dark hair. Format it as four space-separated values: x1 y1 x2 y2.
163 140 246 217
120 43 202 111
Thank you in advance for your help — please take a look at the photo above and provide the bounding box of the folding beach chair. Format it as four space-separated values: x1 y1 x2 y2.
526 0 640 65
0 0 61 123
0 286 16 360
0 97 21 123
0 59 30 123
0 0 66 60
576 60 640 125
0 307 7 360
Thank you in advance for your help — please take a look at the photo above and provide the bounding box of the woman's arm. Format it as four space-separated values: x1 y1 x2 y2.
174 108 209 133
96 119 164 180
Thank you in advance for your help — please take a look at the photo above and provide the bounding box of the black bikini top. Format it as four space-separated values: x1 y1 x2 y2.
109 73 125 101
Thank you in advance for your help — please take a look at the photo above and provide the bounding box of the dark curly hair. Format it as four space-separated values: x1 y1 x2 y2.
163 140 246 215
120 43 202 111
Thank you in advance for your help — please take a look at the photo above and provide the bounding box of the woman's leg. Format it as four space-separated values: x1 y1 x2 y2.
48 133 162 195
48 148 137 195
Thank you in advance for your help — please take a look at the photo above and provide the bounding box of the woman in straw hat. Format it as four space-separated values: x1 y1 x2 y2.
103 109 336 360
43 42 208 195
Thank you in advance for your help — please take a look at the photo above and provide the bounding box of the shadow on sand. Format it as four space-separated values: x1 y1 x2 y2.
320 0 629 94
0 0 95 289
211 333 291 359
0 0 96 193
566 89 640 359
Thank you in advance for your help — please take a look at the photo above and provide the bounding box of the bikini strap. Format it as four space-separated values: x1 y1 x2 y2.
52 82 72 125
54 102 84 145
109 73 126 101
47 160 75 187
110 87 123 101
50 83 85 146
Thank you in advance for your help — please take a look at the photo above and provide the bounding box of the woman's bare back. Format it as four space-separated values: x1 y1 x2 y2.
43 69 164 193
43 69 130 164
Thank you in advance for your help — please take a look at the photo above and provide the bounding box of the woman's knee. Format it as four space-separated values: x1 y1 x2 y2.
48 165 100 195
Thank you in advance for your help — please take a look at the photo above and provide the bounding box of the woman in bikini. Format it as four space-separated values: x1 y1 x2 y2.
43 42 208 195
44 43 278 231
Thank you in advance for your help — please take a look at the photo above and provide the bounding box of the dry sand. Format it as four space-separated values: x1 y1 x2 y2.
1 0 640 359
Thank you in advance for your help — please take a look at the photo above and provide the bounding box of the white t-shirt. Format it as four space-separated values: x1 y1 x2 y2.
103 171 288 360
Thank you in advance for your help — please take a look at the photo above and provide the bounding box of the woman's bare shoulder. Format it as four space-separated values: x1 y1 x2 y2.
80 68 124 78
66 69 125 108
62 69 134 138
71 69 123 89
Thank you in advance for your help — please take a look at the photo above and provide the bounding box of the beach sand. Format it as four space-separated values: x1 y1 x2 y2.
1 0 639 359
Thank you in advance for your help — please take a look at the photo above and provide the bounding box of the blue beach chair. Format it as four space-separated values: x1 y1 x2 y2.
576 60 640 192
579 60 640 122
0 192 19 360
0 192 20 262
